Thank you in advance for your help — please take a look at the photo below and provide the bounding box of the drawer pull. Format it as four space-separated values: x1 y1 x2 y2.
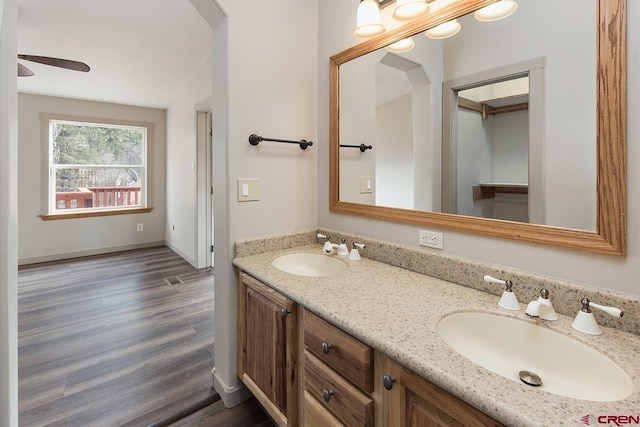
322 389 334 402
383 375 396 390
280 308 291 318
321 342 334 354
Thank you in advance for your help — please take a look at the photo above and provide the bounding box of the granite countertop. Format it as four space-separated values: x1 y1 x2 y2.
233 244 640 426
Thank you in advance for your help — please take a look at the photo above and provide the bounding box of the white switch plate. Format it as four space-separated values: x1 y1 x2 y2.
360 176 373 194
238 178 260 202
419 229 443 249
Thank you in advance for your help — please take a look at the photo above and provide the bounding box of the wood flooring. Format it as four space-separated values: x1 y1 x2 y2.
17 246 275 427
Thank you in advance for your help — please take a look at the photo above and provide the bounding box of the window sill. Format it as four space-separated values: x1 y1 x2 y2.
39 207 154 221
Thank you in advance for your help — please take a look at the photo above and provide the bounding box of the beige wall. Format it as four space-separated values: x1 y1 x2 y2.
209 0 319 405
17 94 167 264
318 0 640 297
165 50 212 267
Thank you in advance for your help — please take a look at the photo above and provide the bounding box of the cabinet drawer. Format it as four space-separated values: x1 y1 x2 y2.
304 309 373 393
304 390 343 427
304 351 373 427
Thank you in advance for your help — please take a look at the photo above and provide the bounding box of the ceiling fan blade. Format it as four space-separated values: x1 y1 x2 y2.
17 54 90 72
18 62 34 77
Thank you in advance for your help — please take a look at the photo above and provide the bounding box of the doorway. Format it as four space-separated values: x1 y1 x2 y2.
442 57 544 224
196 107 214 269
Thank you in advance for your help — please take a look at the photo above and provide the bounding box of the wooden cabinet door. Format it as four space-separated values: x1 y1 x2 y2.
380 356 503 427
238 272 297 427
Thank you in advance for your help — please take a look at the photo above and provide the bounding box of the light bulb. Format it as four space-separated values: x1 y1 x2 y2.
393 0 429 22
474 0 518 22
386 38 415 53
425 19 461 39
354 0 386 38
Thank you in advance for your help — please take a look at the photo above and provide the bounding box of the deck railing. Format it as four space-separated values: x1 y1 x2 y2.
55 186 141 210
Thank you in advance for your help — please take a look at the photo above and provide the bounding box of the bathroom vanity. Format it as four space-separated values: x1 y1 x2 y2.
233 232 640 426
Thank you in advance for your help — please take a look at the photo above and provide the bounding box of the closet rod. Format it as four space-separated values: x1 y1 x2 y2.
249 134 313 150
340 143 373 152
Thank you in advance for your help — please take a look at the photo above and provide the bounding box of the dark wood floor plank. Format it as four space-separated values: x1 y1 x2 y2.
18 246 274 427
18 247 217 427
167 397 276 427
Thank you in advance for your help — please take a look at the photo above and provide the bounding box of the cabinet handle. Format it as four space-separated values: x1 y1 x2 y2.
322 389 334 402
383 375 396 390
280 308 291 318
321 342 333 354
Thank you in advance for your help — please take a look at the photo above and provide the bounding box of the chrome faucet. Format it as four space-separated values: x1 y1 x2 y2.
525 289 558 320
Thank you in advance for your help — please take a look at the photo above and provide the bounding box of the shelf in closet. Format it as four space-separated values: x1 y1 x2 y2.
473 183 528 201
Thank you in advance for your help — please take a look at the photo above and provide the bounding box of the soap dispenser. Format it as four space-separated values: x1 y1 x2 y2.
483 275 521 311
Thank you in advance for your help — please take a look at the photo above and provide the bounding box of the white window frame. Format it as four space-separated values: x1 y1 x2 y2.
40 113 155 220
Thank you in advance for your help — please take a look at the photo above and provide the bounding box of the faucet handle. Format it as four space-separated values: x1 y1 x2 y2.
587 299 624 318
317 233 330 241
571 298 623 335
484 275 521 311
349 241 366 260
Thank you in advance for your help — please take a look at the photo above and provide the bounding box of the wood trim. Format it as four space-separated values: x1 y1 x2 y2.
329 0 627 256
38 207 153 221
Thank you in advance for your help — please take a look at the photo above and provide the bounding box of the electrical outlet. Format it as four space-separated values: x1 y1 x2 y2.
419 229 443 249
137 223 144 232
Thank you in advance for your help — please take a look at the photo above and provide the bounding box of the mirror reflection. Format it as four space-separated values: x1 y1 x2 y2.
338 0 597 231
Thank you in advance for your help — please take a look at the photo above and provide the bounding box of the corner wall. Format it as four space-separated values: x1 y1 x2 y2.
209 0 318 406
165 50 212 267
1 0 19 424
17 94 167 264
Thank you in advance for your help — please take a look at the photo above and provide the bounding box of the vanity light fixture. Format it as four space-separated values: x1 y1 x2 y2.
474 0 518 22
354 0 386 38
425 19 461 39
392 0 429 21
386 37 415 52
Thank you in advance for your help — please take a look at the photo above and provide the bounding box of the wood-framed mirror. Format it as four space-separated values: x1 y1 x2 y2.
329 0 626 256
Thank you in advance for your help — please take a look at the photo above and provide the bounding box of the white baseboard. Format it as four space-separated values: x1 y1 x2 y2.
164 241 197 268
212 367 251 408
18 241 166 265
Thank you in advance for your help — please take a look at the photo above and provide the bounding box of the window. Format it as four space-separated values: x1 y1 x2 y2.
45 118 150 217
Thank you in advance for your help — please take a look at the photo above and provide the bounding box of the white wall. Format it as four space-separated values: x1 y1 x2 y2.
165 50 212 266
210 0 318 406
0 0 19 423
17 94 167 264
318 0 640 297
376 93 414 209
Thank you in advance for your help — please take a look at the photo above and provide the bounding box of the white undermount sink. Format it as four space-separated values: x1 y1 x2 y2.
272 253 348 277
437 312 632 402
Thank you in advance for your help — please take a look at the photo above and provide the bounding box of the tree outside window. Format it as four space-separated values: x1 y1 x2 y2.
49 120 147 213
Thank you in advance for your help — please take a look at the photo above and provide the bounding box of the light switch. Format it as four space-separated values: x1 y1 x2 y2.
238 178 260 202
360 176 373 194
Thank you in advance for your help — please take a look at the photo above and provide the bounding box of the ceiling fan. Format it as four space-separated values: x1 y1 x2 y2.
17 54 90 77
